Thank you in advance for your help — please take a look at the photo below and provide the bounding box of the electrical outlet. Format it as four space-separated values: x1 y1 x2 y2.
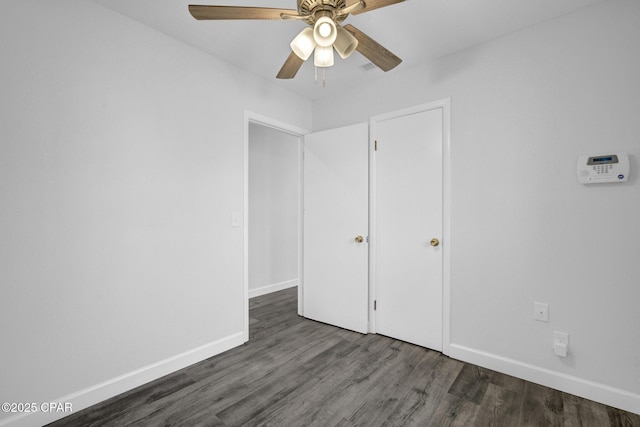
553 331 569 357
553 331 569 345
534 302 549 322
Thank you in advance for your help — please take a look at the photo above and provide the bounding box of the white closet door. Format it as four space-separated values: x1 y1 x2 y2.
303 123 369 334
375 108 443 350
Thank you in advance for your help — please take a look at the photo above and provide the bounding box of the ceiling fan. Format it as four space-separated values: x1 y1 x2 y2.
188 0 405 83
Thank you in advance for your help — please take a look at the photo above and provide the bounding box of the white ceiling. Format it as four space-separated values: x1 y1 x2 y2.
91 0 606 100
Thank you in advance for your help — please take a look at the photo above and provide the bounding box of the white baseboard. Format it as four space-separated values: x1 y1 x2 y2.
0 332 245 427
449 343 640 416
249 279 297 299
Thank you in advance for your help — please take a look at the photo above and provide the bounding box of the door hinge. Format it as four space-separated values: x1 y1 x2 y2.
374 140 378 151
374 300 377 310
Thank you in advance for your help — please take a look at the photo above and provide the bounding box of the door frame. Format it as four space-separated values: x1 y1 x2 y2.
243 111 309 342
368 99 452 355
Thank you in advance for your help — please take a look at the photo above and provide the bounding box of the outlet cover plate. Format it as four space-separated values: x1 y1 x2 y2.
553 331 569 345
534 302 549 322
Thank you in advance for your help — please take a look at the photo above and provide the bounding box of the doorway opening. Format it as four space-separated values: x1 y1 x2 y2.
243 112 308 341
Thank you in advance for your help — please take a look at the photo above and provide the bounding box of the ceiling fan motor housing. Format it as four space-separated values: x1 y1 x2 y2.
299 0 348 24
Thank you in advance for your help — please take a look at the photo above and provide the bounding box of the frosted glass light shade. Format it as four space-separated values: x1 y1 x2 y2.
314 45 334 67
313 16 337 47
334 26 358 59
290 28 316 60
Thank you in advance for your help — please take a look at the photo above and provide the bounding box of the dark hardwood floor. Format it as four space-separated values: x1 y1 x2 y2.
49 287 640 426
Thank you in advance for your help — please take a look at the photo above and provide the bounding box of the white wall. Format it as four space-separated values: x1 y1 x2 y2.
248 124 300 297
0 1 310 425
314 0 640 414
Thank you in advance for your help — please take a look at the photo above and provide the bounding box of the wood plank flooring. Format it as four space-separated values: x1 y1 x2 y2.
49 287 640 426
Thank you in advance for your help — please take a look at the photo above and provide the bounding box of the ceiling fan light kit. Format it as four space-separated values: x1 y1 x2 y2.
334 25 359 59
312 16 338 47
188 0 405 83
291 27 317 60
314 45 335 67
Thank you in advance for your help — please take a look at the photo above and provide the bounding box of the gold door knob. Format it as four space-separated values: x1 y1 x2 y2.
355 235 364 243
430 238 440 247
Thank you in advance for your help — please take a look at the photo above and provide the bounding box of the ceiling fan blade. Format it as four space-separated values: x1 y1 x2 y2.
343 24 402 72
189 5 299 20
336 0 366 17
347 0 405 15
276 52 305 79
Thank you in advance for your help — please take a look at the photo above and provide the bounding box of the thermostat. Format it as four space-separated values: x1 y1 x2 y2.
577 152 629 184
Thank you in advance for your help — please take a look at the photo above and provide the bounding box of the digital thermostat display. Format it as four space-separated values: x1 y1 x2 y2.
578 152 629 184
587 155 618 165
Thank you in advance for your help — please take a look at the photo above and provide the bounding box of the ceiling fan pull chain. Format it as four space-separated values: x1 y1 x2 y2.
322 67 327 88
